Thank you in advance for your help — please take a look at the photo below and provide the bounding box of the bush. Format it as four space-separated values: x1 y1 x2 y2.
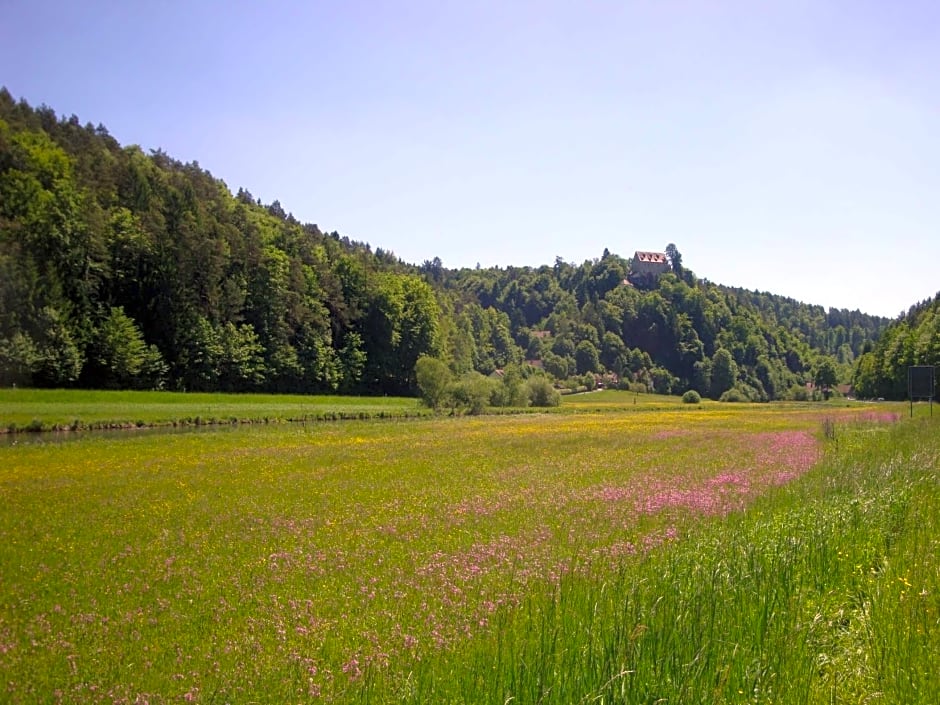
563 378 583 393
650 366 678 395
738 382 765 402
449 372 494 415
788 384 810 402
415 356 452 410
526 376 561 407
682 390 701 404
489 365 529 407
719 388 748 403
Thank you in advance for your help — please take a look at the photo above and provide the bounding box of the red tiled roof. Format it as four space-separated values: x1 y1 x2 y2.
634 251 667 263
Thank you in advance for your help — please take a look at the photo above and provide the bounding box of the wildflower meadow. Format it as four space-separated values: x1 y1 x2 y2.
0 399 936 703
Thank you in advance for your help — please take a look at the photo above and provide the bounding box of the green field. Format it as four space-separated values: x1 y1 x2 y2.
0 389 427 432
0 387 708 434
0 387 871 434
1 399 937 703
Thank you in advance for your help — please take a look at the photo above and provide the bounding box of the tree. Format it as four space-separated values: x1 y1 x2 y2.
649 366 677 395
575 340 600 375
665 243 683 277
361 274 441 395
0 332 37 386
93 306 166 389
420 256 444 283
490 363 529 407
217 322 266 391
395 275 442 390
415 355 452 410
32 306 84 387
710 348 738 400
448 313 477 375
814 357 839 400
692 358 712 397
541 351 569 380
600 332 627 371
338 332 366 392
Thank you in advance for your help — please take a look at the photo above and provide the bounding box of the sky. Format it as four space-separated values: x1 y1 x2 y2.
2 0 938 318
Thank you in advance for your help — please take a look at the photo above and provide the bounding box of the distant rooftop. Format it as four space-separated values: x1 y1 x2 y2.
634 251 667 263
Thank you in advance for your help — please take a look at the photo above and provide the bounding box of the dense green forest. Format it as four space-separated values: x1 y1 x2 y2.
0 89 908 400
852 294 940 399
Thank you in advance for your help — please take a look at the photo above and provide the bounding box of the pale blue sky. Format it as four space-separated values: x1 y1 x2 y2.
2 1 938 317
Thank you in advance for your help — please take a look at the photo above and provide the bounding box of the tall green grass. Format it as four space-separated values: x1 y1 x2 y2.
373 416 939 704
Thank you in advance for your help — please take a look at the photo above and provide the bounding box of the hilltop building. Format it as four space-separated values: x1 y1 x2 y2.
632 251 670 276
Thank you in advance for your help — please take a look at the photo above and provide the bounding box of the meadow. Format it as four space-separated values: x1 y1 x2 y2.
0 388 699 434
0 398 936 703
0 389 427 433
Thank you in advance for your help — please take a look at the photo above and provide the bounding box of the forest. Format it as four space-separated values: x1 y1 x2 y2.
2 88 925 401
852 293 940 399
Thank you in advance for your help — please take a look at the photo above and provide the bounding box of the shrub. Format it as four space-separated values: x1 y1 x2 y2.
682 390 701 404
650 366 678 395
719 388 748 403
788 384 810 401
738 382 764 402
415 356 452 410
526 376 561 407
490 365 529 407
449 372 494 415
563 378 582 393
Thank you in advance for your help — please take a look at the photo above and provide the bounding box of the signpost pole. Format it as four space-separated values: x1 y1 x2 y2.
908 366 937 419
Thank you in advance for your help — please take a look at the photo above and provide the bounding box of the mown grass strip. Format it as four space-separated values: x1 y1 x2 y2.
0 388 429 433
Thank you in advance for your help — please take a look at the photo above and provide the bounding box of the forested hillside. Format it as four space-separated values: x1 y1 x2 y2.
0 90 439 395
433 256 889 400
0 89 895 399
853 294 940 399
